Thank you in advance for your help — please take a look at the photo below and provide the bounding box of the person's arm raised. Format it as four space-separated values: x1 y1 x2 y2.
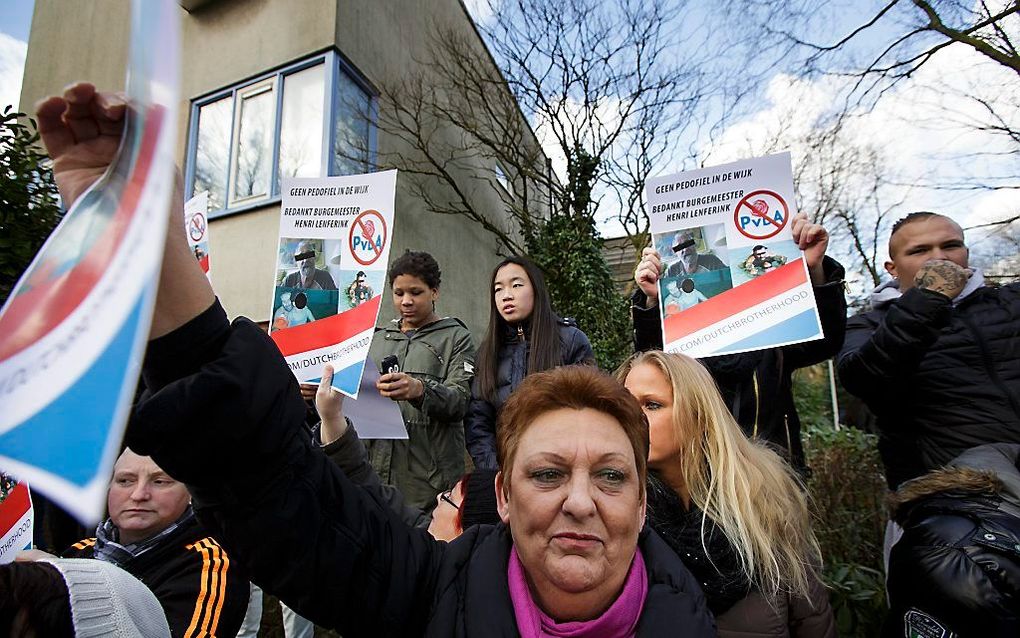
36 82 214 338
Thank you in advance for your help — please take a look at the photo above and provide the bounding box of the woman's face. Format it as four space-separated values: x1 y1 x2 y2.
493 263 535 324
391 274 437 330
427 479 464 542
497 407 644 616
623 363 679 470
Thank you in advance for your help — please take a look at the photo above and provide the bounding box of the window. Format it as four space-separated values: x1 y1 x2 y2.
494 163 513 197
185 52 376 218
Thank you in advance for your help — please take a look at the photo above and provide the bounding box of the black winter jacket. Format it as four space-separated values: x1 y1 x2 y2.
633 257 847 472
63 515 249 638
317 421 431 529
465 320 594 470
127 301 714 637
837 281 1020 488
884 444 1020 637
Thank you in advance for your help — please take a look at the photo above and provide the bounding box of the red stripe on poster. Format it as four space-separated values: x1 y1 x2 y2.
663 259 808 343
271 296 382 356
0 483 31 534
0 107 166 362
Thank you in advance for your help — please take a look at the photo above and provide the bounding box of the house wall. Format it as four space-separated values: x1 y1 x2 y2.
19 0 531 338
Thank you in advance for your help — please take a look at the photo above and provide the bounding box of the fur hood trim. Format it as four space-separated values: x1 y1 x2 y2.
889 467 1004 518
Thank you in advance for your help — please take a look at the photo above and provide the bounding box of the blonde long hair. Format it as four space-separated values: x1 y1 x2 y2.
617 350 821 600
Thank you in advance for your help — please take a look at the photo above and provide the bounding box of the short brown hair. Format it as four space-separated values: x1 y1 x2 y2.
496 365 649 496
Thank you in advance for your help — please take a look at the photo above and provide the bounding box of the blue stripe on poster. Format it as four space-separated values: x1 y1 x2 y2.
713 309 822 355
0 296 146 487
306 359 368 396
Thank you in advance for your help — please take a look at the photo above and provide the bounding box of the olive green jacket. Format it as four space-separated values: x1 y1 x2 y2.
365 317 476 511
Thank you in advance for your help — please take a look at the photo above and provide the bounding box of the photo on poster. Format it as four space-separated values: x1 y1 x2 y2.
730 239 801 286
659 269 734 318
191 240 209 269
655 223 729 279
271 287 341 332
276 238 339 291
337 268 384 309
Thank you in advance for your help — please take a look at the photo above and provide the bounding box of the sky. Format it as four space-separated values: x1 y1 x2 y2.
0 0 33 111
2 0 1015 278
464 0 1018 281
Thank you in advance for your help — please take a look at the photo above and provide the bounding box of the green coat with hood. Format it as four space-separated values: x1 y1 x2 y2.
366 317 475 511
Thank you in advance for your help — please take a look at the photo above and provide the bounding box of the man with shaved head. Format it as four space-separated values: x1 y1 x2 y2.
838 212 1020 490
63 449 249 637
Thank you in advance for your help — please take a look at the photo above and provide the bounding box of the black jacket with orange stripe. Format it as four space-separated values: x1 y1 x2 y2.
63 515 248 638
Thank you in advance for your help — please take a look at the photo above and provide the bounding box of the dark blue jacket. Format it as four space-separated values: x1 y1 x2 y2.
464 320 594 470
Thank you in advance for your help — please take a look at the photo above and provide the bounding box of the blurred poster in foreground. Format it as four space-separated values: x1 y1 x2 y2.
0 475 33 563
646 152 822 358
344 366 407 439
269 170 397 397
184 191 211 280
0 0 180 523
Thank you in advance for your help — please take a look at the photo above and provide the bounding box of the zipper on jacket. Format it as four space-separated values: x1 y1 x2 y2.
752 371 760 438
784 414 793 456
517 325 526 342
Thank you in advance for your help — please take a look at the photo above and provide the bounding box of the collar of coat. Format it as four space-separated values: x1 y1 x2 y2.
889 443 1020 521
383 316 468 337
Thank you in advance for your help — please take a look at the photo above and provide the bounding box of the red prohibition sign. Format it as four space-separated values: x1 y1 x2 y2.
349 209 387 266
188 212 207 242
733 190 789 240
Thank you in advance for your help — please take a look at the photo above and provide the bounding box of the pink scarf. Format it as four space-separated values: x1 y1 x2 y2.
507 546 648 638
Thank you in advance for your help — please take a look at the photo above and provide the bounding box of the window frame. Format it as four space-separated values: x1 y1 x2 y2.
184 50 378 220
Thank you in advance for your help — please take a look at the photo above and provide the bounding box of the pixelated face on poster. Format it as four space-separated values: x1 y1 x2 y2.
272 237 341 332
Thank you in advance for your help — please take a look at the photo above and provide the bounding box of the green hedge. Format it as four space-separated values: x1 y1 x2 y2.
796 365 888 637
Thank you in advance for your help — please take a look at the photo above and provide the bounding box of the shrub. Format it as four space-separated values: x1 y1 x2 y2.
796 365 888 637
1 106 63 304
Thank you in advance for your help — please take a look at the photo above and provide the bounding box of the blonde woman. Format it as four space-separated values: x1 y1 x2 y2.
618 350 835 638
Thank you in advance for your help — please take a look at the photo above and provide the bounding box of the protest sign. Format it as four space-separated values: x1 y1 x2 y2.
184 191 211 280
0 475 33 563
0 0 179 523
270 171 397 397
645 152 823 358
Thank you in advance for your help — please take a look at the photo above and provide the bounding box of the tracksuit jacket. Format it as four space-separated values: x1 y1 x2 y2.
64 515 248 638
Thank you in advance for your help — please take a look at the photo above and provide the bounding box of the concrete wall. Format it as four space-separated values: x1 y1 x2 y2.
20 0 533 338
335 0 517 337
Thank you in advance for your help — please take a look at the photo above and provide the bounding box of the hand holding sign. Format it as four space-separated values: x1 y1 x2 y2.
316 365 349 445
790 213 829 284
634 247 663 307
